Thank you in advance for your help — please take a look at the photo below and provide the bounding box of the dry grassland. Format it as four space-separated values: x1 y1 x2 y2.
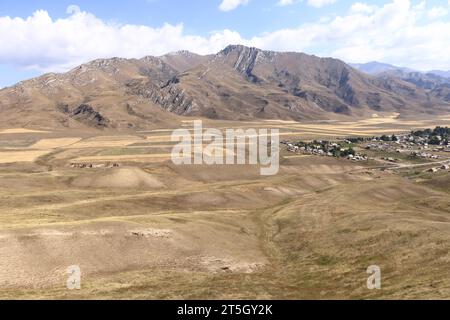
0 150 50 164
0 115 450 299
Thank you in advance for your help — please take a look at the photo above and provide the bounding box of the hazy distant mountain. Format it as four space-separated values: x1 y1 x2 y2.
1 46 450 130
352 61 450 80
352 61 450 104
351 61 413 75
429 70 450 79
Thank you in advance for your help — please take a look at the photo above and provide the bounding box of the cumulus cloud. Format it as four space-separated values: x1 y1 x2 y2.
0 1 449 73
277 0 296 6
277 0 335 8
350 2 377 14
427 6 448 19
0 8 244 72
66 4 81 15
249 0 449 70
307 0 337 8
219 0 249 11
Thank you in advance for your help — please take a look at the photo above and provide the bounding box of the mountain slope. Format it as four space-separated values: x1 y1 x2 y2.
151 45 450 119
352 61 450 80
429 70 450 79
352 61 450 104
0 45 449 130
372 68 450 104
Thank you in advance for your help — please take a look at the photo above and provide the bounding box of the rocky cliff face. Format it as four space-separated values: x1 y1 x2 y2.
219 45 264 82
58 104 110 128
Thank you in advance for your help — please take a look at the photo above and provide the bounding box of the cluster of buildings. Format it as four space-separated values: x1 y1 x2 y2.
281 140 368 162
427 164 450 173
410 151 439 159
282 127 450 167
364 130 450 159
364 142 391 151
347 154 369 161
400 127 450 150
363 137 426 153
70 162 120 169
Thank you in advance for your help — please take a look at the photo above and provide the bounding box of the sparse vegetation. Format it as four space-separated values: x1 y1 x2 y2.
1 117 450 300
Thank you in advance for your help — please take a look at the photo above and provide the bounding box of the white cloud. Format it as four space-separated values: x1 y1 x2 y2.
277 0 335 7
0 1 449 73
66 5 81 15
277 0 296 6
427 6 448 19
0 8 244 72
248 0 450 70
307 0 337 8
219 0 249 12
350 2 377 14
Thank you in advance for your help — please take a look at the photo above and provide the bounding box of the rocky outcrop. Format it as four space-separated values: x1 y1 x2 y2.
59 104 110 128
125 79 196 115
219 45 264 83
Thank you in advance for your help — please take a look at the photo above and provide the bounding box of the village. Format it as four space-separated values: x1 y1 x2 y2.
282 126 450 173
281 139 368 162
70 162 120 169
363 127 450 159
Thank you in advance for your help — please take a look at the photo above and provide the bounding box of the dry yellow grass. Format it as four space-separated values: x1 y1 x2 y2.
66 136 144 149
1 116 450 299
0 150 49 164
72 167 164 189
74 153 173 163
30 138 82 149
145 135 174 142
0 128 49 134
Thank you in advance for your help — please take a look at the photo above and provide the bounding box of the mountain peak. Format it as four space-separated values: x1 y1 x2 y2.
85 57 128 68
351 61 413 75
219 44 262 56
164 50 199 58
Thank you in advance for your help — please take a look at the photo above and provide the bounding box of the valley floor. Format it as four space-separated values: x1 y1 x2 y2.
1 116 450 299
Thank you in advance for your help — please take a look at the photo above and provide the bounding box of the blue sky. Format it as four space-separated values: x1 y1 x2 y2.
0 0 449 87
0 0 348 37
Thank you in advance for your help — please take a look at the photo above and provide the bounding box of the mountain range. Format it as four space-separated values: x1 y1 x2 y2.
351 62 450 110
351 61 450 79
350 62 414 75
1 45 450 130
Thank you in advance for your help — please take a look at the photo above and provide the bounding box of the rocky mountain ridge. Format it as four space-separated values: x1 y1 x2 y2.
1 45 449 130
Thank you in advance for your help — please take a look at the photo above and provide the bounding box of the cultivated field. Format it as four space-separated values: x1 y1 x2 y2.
1 115 450 299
